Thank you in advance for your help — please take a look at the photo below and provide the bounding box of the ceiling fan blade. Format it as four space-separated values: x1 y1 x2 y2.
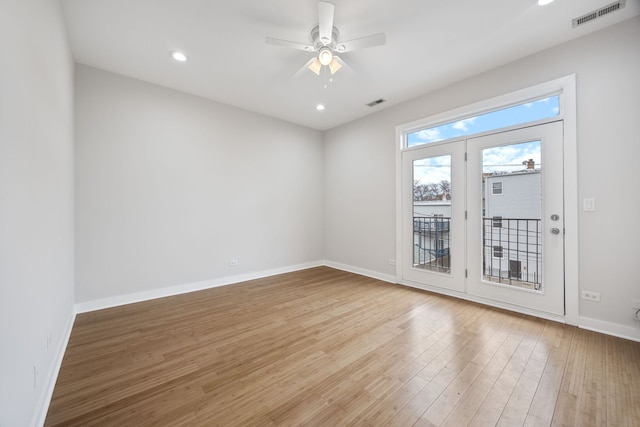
266 37 315 52
337 33 386 53
318 1 335 45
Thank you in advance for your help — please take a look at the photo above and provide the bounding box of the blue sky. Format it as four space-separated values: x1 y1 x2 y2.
482 140 540 174
411 96 556 185
414 139 541 186
413 156 451 187
408 96 559 147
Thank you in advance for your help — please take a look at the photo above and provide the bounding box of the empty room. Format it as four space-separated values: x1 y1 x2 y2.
1 0 639 426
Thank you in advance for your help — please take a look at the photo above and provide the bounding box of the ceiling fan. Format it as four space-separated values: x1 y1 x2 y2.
266 1 386 77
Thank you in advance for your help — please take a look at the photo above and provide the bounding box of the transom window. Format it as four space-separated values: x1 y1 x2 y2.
407 95 560 148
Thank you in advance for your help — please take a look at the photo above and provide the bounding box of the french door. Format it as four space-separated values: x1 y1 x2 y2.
402 121 565 316
401 139 466 292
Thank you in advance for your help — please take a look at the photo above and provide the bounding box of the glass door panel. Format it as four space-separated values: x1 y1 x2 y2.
482 140 542 290
413 155 451 274
402 141 465 292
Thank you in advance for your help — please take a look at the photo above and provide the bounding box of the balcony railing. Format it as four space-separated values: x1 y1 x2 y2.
413 217 450 233
413 216 451 273
412 216 542 287
482 217 542 289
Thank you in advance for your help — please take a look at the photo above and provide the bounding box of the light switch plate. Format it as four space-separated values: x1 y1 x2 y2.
583 198 596 212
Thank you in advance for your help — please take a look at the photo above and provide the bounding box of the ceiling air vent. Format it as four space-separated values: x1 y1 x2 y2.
366 98 386 107
572 0 626 28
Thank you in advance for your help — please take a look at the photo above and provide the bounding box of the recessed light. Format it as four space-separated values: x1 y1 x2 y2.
538 0 554 5
316 104 325 111
170 51 187 62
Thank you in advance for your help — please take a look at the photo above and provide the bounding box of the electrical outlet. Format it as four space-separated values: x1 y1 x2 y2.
581 291 600 302
229 260 238 266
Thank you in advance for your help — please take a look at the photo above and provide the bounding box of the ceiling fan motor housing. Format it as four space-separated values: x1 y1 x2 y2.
310 25 341 51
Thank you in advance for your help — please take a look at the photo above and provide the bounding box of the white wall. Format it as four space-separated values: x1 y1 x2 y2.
0 0 75 426
75 65 324 303
324 17 640 339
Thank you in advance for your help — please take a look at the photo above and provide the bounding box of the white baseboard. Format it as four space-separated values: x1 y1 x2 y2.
399 277 640 342
75 261 325 313
32 309 76 427
398 278 566 324
323 260 396 284
579 316 640 342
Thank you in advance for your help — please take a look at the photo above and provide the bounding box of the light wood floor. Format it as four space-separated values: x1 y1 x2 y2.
46 267 640 426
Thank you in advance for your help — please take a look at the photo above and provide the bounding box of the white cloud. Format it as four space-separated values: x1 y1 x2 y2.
416 128 443 142
413 155 451 185
482 141 541 173
523 97 553 109
451 117 477 132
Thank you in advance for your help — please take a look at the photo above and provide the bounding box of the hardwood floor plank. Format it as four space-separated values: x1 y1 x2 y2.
527 323 574 424
495 358 547 427
471 319 545 427
445 316 538 427
45 267 640 426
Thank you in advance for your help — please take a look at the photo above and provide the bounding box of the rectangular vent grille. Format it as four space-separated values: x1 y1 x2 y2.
572 0 626 28
366 98 386 107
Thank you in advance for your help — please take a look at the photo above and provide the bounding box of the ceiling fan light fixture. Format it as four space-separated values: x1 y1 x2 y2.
309 58 322 75
318 47 333 66
328 58 342 75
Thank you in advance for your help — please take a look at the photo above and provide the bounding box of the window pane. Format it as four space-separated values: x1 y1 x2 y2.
413 155 451 274
482 140 542 291
407 95 559 147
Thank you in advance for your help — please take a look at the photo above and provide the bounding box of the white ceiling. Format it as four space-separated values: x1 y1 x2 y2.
61 0 639 131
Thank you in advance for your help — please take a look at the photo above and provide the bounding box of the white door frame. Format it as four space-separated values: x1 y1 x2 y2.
395 75 578 325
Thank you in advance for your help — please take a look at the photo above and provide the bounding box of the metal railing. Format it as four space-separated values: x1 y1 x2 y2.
413 216 451 273
482 217 542 289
